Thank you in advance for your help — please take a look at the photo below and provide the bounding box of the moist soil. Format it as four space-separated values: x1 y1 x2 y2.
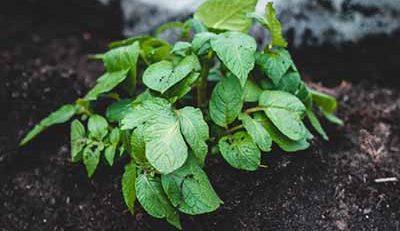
1 1 399 230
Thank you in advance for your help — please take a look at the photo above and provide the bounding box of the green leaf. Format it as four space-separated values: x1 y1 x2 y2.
322 111 344 126
161 156 222 215
136 174 182 230
265 2 287 47
310 89 343 125
103 42 140 93
143 55 200 93
276 71 313 108
310 90 338 114
122 161 136 213
104 128 120 166
141 38 172 63
130 125 146 164
88 114 109 141
247 12 268 27
119 129 131 157
186 18 208 34
276 71 301 94
108 35 152 49
171 41 192 56
244 80 263 103
259 90 307 141
306 110 329 141
218 131 261 171
256 49 293 85
248 3 287 47
83 146 101 178
166 212 182 230
109 127 120 144
144 108 188 174
70 120 86 162
238 113 272 152
104 145 116 166
20 104 76 146
155 21 188 37
191 32 217 55
254 112 310 152
164 72 200 103
106 99 134 123
209 74 244 128
211 32 257 86
177 107 209 165
84 69 130 101
121 96 171 130
194 0 258 32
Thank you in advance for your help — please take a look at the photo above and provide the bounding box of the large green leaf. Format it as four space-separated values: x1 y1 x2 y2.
136 174 182 229
106 99 134 123
144 108 188 174
20 104 77 146
161 156 222 215
209 74 244 128
103 41 140 93
238 113 272 152
121 96 170 130
70 120 86 162
218 131 261 171
194 0 258 32
88 114 109 141
256 49 292 85
122 161 136 213
85 69 130 101
259 90 307 141
83 146 101 178
211 32 257 86
143 55 200 93
177 107 209 165
254 112 310 152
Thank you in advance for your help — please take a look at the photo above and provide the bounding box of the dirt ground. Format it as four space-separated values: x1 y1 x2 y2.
1 1 399 230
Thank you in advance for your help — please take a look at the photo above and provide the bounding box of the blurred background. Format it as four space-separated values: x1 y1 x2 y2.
1 0 399 230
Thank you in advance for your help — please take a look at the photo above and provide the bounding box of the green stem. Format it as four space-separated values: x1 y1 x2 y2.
197 59 210 110
226 124 244 134
244 106 265 114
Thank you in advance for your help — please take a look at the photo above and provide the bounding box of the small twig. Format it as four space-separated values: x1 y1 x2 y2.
374 177 398 183
259 164 268 169
226 125 244 134
244 106 265 114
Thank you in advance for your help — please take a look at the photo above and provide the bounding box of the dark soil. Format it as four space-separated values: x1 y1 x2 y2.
1 1 399 230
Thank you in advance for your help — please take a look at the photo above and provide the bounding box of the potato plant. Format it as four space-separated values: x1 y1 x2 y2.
20 0 342 229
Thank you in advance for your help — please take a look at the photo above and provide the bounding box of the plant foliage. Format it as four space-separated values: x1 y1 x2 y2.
20 0 341 229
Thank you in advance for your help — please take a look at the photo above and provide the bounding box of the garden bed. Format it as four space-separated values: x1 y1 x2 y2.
1 1 399 230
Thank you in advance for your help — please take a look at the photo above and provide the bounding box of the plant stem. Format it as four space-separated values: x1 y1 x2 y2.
197 59 210 110
227 124 244 134
244 106 265 114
